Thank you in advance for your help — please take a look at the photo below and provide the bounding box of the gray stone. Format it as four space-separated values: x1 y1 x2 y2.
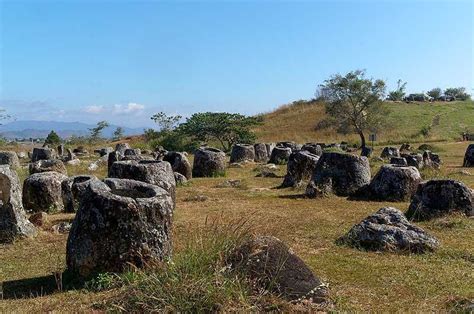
0 166 37 243
51 222 72 234
269 147 292 165
17 152 27 159
265 143 276 157
338 207 439 253
380 147 400 159
57 144 65 157
94 147 114 157
192 147 226 177
62 175 97 213
22 171 68 213
115 143 130 154
174 172 188 185
32 147 57 162
281 150 320 188
301 143 323 156
277 141 301 151
422 150 441 169
163 151 192 180
227 236 329 303
124 148 141 156
29 159 67 175
0 151 20 169
402 153 424 169
361 146 373 157
390 157 408 166
369 165 421 201
64 149 76 162
463 144 474 167
230 144 255 163
306 152 371 197
406 179 473 221
66 178 173 278
254 143 269 162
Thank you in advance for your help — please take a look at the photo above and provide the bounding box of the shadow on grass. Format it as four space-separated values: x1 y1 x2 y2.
1 274 58 299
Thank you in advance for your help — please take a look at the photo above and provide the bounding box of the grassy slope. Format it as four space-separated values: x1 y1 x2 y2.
255 100 474 144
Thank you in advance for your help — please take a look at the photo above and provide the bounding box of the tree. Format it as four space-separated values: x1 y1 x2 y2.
151 112 182 132
387 79 407 101
45 130 61 145
113 127 124 141
427 88 442 100
444 87 471 101
318 70 388 149
89 120 109 141
178 112 262 152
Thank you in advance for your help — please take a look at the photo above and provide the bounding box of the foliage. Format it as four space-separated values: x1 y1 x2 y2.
179 112 262 152
317 70 388 148
444 87 471 101
112 127 124 141
88 120 109 142
44 130 62 145
387 79 407 101
151 112 182 132
427 87 442 100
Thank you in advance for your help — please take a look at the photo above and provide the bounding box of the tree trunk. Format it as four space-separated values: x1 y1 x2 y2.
359 131 366 149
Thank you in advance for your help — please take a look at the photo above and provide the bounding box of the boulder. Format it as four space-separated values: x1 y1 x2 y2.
62 175 97 213
227 236 329 303
301 143 323 156
269 147 292 165
109 160 176 202
0 151 20 169
230 144 255 163
163 151 192 180
361 146 373 157
369 165 422 201
276 141 301 151
115 143 130 154
22 171 68 213
0 166 37 243
124 148 141 156
306 152 371 197
107 151 122 172
29 159 67 175
406 180 473 221
253 143 269 162
281 150 320 188
94 147 113 157
402 153 424 169
174 172 188 185
66 178 174 278
390 157 408 166
64 148 76 162
337 207 439 253
265 143 276 157
192 147 226 177
57 144 65 157
72 146 88 156
380 147 400 159
17 152 28 159
422 151 441 169
463 144 474 167
32 147 56 162
400 143 412 152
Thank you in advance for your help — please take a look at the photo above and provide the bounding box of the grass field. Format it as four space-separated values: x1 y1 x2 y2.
1 140 473 311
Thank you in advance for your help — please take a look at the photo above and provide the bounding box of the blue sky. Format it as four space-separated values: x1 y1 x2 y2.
0 0 472 128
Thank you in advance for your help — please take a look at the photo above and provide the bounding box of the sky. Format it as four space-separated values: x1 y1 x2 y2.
0 0 472 128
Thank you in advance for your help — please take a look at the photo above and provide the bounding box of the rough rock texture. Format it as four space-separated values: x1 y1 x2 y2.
0 166 37 243
361 146 373 157
62 175 97 213
109 160 176 202
301 143 323 156
400 143 412 152
115 143 130 154
265 143 276 157
0 151 20 169
306 152 371 197
174 172 188 185
22 171 68 213
253 143 269 162
29 159 67 175
17 152 28 159
107 151 122 172
422 151 441 169
94 147 113 157
73 146 88 155
163 151 192 180
227 236 329 303
281 150 320 188
57 145 65 157
402 153 424 169
380 147 400 159
463 144 474 167
269 147 292 165
124 148 141 156
32 147 57 162
230 144 255 163
338 207 439 253
390 157 408 166
406 180 474 221
277 141 301 151
192 147 226 177
64 149 76 162
369 165 422 201
66 178 174 278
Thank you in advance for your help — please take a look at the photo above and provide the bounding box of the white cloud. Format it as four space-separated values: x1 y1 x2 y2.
84 105 105 114
113 103 145 115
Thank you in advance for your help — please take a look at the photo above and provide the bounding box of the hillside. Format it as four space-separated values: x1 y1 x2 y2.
255 100 474 145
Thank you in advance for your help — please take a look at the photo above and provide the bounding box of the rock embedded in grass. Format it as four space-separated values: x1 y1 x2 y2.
230 144 256 163
66 178 174 278
301 143 323 156
22 171 68 213
0 165 37 243
369 164 421 201
163 151 192 180
31 147 57 162
0 151 20 169
61 175 97 213
406 179 474 221
192 147 226 178
253 143 269 162
29 159 67 175
463 144 474 167
281 150 320 188
269 146 292 165
227 235 329 303
337 207 439 253
306 152 371 197
380 147 400 159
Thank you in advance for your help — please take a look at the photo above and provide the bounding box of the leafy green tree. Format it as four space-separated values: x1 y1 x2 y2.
387 79 407 101
151 112 182 131
44 130 61 145
113 127 124 141
317 70 388 149
179 112 261 152
89 120 109 142
444 87 471 101
427 88 442 100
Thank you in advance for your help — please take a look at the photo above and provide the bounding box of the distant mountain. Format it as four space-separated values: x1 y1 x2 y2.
0 120 144 139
